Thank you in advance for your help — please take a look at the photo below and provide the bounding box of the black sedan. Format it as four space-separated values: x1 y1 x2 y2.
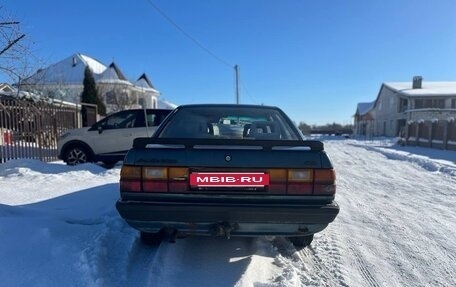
116 104 339 248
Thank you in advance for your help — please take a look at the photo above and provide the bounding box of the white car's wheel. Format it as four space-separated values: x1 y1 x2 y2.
65 146 91 165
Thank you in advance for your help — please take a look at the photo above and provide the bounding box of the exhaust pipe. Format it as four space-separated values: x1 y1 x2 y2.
210 222 239 239
209 224 224 237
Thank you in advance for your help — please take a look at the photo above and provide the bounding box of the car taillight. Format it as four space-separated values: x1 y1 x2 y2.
267 168 336 195
120 166 189 193
288 169 313 182
287 169 313 194
168 167 189 192
120 165 142 192
267 169 287 193
120 166 335 196
143 167 168 192
314 169 336 196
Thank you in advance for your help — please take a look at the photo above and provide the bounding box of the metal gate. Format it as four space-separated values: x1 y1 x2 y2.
0 95 80 163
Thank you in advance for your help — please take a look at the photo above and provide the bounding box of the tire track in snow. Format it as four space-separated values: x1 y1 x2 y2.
76 215 159 286
270 235 348 287
339 142 456 286
305 235 348 287
326 139 456 287
348 245 381 287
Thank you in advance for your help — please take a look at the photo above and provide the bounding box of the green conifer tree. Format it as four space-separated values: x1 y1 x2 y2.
81 66 106 115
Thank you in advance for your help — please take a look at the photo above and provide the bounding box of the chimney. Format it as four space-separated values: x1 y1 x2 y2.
412 76 422 89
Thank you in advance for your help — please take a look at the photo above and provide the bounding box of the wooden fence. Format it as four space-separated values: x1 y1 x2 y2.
0 96 81 163
405 119 456 150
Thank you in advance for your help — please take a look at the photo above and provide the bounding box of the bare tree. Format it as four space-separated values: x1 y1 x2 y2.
98 83 139 113
0 6 40 83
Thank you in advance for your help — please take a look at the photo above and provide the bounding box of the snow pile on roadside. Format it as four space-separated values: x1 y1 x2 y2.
0 160 121 286
0 159 119 205
343 138 456 177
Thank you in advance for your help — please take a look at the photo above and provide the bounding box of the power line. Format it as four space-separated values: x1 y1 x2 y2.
145 0 232 68
239 77 259 105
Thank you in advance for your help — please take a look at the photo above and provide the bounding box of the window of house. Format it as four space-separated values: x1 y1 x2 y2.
138 98 145 108
452 99 456 109
414 99 445 109
434 99 445 108
398 98 408 112
105 91 117 105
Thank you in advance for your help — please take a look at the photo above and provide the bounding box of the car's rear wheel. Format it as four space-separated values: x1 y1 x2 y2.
140 231 164 245
288 234 314 249
64 145 91 165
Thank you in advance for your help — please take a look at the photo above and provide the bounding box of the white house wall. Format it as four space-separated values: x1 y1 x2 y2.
374 86 407 137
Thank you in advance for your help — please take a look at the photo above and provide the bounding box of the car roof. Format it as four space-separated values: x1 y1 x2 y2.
176 104 280 110
105 108 172 117
110 108 172 113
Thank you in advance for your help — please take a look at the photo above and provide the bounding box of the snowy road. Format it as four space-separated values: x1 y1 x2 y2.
0 138 455 286
322 139 456 287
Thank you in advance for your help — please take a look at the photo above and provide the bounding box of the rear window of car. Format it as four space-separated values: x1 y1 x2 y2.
158 106 300 140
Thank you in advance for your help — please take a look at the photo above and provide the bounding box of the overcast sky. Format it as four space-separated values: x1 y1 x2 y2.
2 0 456 125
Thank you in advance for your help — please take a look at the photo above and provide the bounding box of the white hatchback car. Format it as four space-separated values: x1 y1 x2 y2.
58 109 172 165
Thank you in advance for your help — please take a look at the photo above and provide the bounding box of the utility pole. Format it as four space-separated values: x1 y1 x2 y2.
234 65 239 104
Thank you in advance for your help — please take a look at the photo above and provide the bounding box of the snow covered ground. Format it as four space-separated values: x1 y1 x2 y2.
1 137 455 287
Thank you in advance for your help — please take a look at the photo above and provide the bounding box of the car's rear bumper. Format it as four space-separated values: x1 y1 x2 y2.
116 194 339 236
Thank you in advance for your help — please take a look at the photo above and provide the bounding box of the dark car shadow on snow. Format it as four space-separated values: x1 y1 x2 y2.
18 183 120 220
2 183 276 286
147 236 257 287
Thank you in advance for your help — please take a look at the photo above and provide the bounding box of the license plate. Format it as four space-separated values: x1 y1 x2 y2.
190 172 269 187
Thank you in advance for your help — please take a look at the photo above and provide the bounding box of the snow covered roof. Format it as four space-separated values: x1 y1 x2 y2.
22 53 107 85
79 54 106 74
158 99 177 109
97 62 132 86
0 87 57 103
0 83 14 92
355 101 374 116
135 73 157 92
384 82 456 97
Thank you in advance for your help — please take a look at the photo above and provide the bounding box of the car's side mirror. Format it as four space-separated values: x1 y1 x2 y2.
98 126 103 134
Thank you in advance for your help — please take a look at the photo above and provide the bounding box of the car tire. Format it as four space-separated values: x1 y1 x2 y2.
64 145 91 165
140 231 164 245
288 234 314 249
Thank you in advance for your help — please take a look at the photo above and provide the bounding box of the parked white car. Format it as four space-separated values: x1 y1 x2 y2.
58 109 172 165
